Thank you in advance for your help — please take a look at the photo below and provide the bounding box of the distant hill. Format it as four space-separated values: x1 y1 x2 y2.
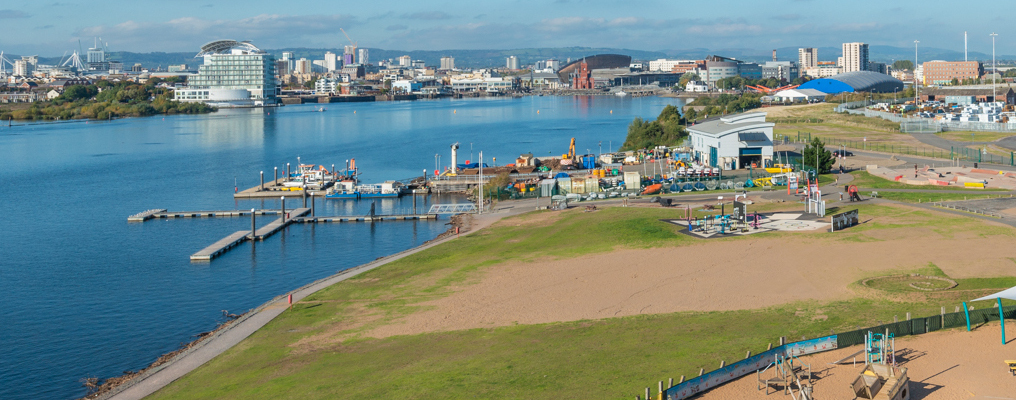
12 45 1014 72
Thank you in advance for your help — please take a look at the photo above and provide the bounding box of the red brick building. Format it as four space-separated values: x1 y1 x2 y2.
572 60 594 89
922 61 982 85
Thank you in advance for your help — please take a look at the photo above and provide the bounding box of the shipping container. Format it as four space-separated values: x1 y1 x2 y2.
557 177 571 194
539 179 558 197
623 171 641 192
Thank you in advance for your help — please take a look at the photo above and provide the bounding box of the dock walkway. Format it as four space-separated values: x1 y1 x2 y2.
189 208 309 261
298 214 436 223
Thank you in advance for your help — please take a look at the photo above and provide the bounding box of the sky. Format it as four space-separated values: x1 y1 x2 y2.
0 0 1012 56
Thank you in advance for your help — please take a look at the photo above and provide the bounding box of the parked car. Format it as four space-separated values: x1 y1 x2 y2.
832 150 854 157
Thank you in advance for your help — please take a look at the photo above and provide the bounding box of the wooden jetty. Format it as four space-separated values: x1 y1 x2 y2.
297 214 436 223
233 178 327 199
189 208 310 261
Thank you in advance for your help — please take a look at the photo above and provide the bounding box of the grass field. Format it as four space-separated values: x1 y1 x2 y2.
147 204 1016 400
938 131 1016 142
865 191 1012 203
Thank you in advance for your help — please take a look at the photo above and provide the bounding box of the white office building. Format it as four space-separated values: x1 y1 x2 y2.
358 48 369 65
398 55 411 67
175 40 279 107
841 42 869 73
440 57 455 70
687 112 774 170
798 48 817 69
324 52 338 71
506 56 519 70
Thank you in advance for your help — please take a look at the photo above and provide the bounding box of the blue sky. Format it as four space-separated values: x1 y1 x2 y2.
0 0 1011 56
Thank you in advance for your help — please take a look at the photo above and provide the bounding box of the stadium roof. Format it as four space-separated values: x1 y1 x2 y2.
798 71 904 94
556 54 632 83
196 40 263 57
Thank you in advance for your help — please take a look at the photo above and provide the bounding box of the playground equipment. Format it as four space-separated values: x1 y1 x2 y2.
757 354 813 398
848 185 862 202
850 331 910 400
1006 360 1016 376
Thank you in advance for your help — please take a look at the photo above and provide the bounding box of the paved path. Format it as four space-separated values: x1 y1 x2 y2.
909 133 995 151
102 206 532 400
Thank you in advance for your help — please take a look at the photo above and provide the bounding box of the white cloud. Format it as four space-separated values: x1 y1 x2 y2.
74 14 358 51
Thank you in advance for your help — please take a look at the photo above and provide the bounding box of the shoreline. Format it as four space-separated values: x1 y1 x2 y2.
94 212 488 400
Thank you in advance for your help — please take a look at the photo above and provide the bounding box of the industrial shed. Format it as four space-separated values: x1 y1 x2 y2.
798 71 905 94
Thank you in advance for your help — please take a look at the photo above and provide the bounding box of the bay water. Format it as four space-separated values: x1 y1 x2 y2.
0 95 684 399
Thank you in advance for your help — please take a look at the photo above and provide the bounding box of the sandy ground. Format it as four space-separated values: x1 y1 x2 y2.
695 325 1016 400
367 210 1016 338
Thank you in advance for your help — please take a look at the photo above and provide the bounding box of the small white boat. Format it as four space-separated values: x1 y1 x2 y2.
615 91 628 97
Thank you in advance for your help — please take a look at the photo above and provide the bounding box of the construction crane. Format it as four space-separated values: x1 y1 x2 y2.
563 137 576 160
340 28 357 63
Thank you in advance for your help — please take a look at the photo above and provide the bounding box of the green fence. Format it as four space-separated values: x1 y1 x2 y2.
776 132 1016 166
836 305 1016 348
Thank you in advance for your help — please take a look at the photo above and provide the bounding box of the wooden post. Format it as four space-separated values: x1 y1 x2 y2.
669 378 673 388
894 315 898 323
767 343 773 350
719 360 726 368
698 368 704 376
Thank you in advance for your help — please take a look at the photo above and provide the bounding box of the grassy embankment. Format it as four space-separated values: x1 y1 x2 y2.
148 204 1016 400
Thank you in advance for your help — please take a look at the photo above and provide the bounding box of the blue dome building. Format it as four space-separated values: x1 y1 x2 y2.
799 71 904 94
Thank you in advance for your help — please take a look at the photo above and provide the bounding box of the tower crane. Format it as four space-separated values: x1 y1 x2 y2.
340 28 357 63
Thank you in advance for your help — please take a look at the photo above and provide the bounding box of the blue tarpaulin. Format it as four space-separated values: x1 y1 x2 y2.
554 172 570 178
457 163 489 169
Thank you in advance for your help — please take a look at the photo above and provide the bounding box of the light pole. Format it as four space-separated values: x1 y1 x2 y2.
991 33 998 103
914 40 920 106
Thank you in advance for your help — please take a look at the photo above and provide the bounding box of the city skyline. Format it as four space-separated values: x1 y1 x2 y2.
0 0 1012 57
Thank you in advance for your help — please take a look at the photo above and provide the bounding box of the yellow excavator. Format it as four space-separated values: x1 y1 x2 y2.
562 138 576 160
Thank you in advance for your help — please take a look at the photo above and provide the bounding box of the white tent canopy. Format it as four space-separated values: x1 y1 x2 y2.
972 286 1016 302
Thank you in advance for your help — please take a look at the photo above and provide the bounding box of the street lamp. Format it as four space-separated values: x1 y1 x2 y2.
914 40 920 106
991 33 998 103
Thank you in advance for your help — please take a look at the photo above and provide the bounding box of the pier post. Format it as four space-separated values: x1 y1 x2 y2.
302 187 307 208
260 171 264 191
286 163 290 183
251 208 256 238
413 193 417 215
311 193 315 218
281 196 286 221
274 167 278 188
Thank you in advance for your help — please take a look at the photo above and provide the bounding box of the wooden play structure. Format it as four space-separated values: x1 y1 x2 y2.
850 331 910 400
757 354 813 399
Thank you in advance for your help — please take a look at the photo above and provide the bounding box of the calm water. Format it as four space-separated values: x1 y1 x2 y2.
0 95 684 399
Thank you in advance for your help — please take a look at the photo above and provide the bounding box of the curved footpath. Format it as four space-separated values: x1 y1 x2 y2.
100 205 529 400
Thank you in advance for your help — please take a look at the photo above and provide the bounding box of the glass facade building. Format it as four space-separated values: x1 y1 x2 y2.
176 40 279 107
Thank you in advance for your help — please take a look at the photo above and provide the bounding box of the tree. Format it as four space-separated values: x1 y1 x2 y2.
892 60 914 71
801 137 834 174
950 78 959 86
303 78 317 90
679 73 700 88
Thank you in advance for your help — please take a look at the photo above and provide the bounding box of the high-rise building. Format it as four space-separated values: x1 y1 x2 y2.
175 40 279 107
440 57 455 70
841 42 869 73
13 56 37 77
281 52 294 73
294 58 312 74
398 55 411 67
798 48 817 69
358 48 369 65
324 52 338 71
506 56 519 70
343 45 356 65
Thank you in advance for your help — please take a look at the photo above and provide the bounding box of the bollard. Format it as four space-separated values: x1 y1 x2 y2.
779 337 785 346
274 167 278 188
311 194 315 219
260 171 264 191
894 316 898 323
906 312 911 321
645 388 650 400
719 360 725 368
658 381 663 396
281 196 286 222
767 343 772 350
302 188 307 208
669 378 673 388
288 294 292 305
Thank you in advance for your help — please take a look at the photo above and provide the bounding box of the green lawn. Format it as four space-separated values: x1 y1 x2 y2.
866 191 1012 203
146 204 1016 400
939 131 1016 142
